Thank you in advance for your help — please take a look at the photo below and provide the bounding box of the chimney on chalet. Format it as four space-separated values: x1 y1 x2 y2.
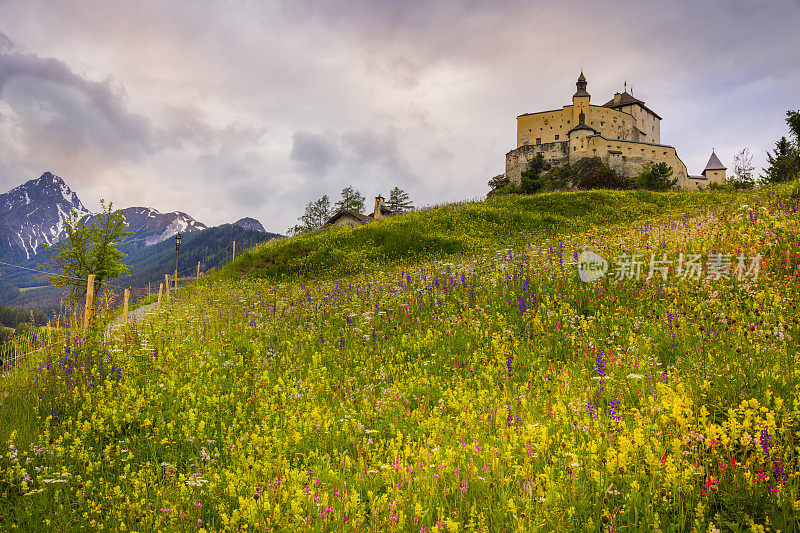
374 195 386 220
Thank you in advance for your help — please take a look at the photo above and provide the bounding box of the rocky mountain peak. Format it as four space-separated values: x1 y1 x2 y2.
233 217 266 233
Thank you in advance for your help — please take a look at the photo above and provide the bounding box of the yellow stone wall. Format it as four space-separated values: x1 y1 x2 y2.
581 136 688 183
516 103 660 148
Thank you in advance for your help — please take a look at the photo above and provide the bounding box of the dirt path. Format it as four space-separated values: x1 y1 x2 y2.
105 302 160 341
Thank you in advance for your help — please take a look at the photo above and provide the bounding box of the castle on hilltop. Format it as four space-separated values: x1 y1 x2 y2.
505 72 726 190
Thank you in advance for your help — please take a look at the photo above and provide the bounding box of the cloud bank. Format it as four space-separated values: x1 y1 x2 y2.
0 0 798 232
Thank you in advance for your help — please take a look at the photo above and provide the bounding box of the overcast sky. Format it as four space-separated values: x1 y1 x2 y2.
1 0 798 232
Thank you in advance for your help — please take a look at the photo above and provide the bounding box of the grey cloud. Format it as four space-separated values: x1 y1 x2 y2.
365 56 421 90
0 0 798 232
290 131 341 177
0 32 14 52
0 40 157 165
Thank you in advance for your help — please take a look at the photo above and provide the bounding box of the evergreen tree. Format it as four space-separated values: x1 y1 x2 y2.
636 162 677 191
388 187 414 211
761 136 799 184
40 200 130 306
519 153 548 194
787 110 800 146
334 186 365 213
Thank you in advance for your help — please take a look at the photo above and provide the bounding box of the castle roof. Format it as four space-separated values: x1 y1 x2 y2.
568 122 597 135
701 150 726 175
602 91 662 120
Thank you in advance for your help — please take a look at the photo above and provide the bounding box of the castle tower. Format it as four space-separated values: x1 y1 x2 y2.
701 150 727 184
572 71 590 126
568 109 597 159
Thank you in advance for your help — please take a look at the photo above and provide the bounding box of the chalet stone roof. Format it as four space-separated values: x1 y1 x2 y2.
326 209 370 225
326 205 395 226
602 91 662 120
702 151 726 175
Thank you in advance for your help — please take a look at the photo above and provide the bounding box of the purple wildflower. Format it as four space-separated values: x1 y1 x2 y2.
760 427 773 457
595 351 607 379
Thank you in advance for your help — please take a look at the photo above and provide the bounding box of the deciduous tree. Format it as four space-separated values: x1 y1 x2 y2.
40 200 130 306
335 186 365 213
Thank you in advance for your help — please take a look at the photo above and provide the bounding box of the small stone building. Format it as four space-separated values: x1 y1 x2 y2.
325 195 393 228
505 72 726 190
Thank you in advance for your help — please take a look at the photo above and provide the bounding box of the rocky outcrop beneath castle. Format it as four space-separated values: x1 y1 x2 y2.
505 142 569 186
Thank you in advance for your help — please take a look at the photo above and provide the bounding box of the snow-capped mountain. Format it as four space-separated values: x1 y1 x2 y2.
83 207 208 247
233 217 266 233
0 172 90 260
0 172 208 262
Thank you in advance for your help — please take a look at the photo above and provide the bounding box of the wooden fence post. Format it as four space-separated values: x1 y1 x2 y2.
83 274 95 333
197 261 200 281
158 283 163 307
123 289 130 325
165 274 171 299
174 268 178 293
148 282 151 297
232 240 236 262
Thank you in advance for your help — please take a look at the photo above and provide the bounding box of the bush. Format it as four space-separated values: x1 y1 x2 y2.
572 158 630 190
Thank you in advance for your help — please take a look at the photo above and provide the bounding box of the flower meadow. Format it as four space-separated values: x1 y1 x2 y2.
1 187 800 531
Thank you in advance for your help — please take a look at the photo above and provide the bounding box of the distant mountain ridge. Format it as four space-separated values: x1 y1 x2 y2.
0 172 211 261
0 171 283 312
233 217 266 233
83 207 208 247
0 172 90 260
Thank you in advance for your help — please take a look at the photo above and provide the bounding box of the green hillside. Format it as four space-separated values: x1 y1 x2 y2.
228 189 740 281
2 184 800 531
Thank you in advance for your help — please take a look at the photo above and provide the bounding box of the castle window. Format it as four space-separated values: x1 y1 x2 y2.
663 151 667 155
622 156 627 161
555 135 559 140
573 147 577 151
600 122 604 126
536 138 541 145
592 149 596 154
528 129 531 132
567 120 570 124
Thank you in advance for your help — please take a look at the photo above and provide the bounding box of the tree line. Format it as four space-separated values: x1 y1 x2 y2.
291 186 414 234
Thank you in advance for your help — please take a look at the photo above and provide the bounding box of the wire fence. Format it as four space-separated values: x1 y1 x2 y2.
0 241 239 376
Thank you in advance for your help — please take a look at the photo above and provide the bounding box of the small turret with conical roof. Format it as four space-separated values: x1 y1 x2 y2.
701 149 726 184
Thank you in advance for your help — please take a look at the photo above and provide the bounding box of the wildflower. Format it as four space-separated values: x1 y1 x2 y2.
596 351 607 380
586 402 598 421
760 427 773 457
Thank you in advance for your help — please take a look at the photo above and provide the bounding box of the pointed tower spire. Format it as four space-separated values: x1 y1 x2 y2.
702 149 726 175
574 70 589 98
